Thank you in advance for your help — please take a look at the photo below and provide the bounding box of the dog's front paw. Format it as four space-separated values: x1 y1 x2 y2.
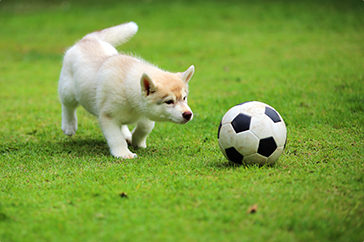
119 153 138 159
111 150 137 159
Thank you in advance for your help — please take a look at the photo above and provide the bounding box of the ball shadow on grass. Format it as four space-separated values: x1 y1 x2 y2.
208 158 277 169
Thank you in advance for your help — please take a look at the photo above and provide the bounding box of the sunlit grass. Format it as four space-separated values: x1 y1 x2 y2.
0 0 363 241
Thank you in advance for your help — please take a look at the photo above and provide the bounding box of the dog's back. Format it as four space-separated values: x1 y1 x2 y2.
59 22 139 115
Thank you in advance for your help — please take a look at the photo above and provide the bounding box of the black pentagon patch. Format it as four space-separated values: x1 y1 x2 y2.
225 147 243 164
258 137 277 157
265 107 281 123
231 113 251 134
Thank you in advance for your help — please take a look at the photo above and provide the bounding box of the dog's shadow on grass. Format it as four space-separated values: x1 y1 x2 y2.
53 137 110 157
54 138 163 160
1 137 109 158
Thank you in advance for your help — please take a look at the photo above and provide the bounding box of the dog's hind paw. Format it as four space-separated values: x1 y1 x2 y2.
62 122 77 136
62 127 77 136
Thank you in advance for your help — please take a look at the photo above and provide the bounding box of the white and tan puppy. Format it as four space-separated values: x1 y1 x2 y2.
59 22 195 159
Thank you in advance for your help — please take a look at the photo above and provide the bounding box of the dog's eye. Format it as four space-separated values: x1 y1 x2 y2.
183 96 187 101
165 100 174 105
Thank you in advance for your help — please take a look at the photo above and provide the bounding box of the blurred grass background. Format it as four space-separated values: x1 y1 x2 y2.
0 0 363 241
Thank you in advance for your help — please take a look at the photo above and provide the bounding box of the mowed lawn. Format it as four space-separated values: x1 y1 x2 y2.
0 0 363 241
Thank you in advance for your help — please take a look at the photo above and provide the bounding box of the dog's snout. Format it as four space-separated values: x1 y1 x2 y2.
182 111 192 121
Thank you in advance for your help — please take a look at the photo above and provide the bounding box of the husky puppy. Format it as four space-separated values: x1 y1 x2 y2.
59 22 195 159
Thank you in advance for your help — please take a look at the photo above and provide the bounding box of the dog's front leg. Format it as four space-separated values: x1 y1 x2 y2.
99 114 137 159
131 118 155 148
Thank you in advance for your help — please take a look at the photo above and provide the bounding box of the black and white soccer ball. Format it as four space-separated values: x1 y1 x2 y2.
218 101 287 165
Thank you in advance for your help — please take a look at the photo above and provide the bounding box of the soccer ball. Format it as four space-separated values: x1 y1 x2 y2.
218 101 287 165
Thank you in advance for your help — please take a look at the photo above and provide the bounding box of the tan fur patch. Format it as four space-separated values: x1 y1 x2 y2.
151 73 187 101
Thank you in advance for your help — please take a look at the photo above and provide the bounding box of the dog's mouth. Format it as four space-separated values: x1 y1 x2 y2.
172 120 189 125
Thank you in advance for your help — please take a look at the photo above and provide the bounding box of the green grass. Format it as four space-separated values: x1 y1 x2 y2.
1 0 363 241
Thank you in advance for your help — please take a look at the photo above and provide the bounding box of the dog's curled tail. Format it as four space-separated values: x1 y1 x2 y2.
84 22 138 47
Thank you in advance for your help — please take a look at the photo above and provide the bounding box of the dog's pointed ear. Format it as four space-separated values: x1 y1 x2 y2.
140 73 157 96
180 65 195 83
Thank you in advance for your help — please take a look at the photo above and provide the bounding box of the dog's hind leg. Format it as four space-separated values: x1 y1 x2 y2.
59 65 79 136
61 102 78 136
131 118 155 148
121 125 132 144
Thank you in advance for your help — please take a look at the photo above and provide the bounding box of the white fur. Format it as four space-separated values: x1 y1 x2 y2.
59 22 195 159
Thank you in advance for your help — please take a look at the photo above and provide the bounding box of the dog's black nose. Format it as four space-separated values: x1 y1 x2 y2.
183 111 192 121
